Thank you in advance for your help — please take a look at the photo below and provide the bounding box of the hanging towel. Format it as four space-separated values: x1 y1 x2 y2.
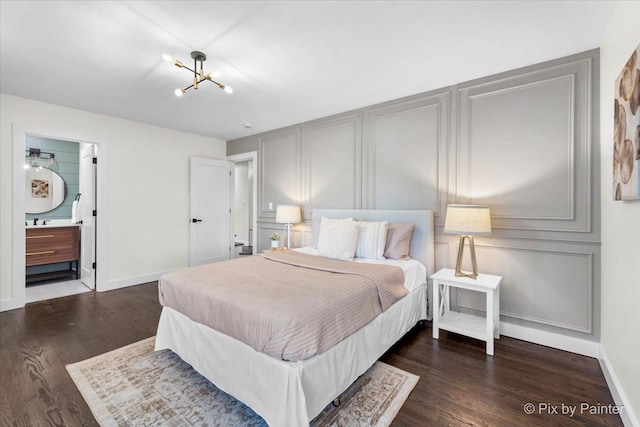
71 200 80 224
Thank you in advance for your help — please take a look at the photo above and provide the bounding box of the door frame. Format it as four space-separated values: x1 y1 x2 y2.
4 124 108 311
227 152 258 254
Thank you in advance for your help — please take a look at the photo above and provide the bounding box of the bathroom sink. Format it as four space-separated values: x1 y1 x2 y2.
26 219 78 228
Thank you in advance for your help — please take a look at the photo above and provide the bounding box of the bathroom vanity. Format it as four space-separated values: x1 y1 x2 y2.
26 225 80 283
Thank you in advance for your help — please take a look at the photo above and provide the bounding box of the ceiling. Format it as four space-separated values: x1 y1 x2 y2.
0 1 616 141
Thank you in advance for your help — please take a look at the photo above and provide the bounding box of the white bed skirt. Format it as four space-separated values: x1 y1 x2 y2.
155 283 427 427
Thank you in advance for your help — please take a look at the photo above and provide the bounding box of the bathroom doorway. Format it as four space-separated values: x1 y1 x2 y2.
23 136 97 303
228 152 257 256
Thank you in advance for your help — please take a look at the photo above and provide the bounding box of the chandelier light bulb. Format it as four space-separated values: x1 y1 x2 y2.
162 53 173 63
174 88 184 97
224 85 233 94
210 70 221 78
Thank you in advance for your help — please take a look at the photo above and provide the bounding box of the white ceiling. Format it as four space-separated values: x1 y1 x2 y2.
0 1 616 141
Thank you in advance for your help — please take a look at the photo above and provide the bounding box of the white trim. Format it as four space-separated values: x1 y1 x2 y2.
0 297 22 312
500 321 599 358
227 151 258 254
4 124 109 312
104 269 175 292
598 347 639 427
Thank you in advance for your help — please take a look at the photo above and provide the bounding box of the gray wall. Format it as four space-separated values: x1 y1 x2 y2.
228 49 600 341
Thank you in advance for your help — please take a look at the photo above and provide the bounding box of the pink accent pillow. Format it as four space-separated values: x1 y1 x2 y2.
384 223 414 260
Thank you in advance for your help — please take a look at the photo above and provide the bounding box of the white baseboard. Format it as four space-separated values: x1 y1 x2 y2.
0 297 23 312
0 269 173 310
101 270 174 292
500 321 600 358
599 347 639 427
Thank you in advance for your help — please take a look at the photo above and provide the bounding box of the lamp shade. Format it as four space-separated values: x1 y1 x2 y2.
444 204 492 236
275 205 301 224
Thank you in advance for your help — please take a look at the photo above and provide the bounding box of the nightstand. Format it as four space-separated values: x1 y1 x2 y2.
431 268 502 355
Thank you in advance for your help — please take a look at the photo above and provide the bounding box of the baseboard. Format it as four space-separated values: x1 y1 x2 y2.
599 347 639 427
500 321 600 358
101 270 174 292
0 297 23 312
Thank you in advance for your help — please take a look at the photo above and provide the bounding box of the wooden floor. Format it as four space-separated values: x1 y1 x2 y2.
0 282 622 427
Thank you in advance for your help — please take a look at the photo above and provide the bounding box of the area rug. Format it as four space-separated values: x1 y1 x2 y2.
66 337 418 427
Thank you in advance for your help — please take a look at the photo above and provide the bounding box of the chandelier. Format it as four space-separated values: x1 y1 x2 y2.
162 51 233 97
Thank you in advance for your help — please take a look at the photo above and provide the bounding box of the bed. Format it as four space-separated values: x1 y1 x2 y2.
155 209 435 427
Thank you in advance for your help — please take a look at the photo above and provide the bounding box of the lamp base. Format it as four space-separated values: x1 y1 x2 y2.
454 235 479 279
283 223 292 249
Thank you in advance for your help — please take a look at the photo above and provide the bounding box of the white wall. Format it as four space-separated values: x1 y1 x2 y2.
599 2 640 425
0 94 226 305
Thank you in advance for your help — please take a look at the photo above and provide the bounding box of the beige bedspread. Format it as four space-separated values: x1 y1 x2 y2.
158 251 407 361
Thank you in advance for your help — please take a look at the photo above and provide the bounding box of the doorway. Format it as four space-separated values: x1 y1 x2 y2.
228 152 257 256
23 136 96 303
5 123 108 312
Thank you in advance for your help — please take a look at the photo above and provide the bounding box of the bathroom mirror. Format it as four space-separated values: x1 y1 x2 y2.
25 167 67 214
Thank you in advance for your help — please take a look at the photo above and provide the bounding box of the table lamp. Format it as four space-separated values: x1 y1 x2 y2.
444 204 492 279
275 205 301 249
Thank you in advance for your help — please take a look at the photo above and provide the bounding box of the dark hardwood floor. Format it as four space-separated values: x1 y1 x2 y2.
0 282 622 426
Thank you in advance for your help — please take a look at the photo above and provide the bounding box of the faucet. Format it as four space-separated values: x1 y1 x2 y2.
33 218 38 226
42 220 47 226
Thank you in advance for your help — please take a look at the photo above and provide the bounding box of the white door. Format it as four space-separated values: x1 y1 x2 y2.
190 157 233 266
79 145 96 289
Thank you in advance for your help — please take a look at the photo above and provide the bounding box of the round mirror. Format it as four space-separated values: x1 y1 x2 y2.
25 167 68 214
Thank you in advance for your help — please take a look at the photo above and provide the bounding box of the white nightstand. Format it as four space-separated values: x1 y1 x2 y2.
431 268 502 355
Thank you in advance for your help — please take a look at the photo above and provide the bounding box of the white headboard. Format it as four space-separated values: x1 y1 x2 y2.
311 209 435 277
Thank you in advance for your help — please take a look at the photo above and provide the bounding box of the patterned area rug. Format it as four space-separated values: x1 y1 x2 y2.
66 337 418 427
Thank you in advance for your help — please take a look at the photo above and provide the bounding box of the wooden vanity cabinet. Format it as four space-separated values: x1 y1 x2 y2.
26 226 80 282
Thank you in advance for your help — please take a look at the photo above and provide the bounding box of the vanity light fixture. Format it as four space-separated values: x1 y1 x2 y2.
24 148 58 172
162 51 233 97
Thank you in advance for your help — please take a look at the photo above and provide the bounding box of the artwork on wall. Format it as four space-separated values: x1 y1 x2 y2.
613 42 640 200
31 179 50 198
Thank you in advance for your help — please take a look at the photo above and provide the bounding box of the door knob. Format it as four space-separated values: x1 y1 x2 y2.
191 218 203 223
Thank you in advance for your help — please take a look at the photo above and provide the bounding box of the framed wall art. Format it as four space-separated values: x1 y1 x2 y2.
613 42 640 200
31 179 50 198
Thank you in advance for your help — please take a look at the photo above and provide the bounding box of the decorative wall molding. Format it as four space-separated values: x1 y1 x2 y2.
363 92 450 222
455 57 593 234
258 127 301 219
232 49 599 344
468 74 576 221
456 244 593 333
301 113 362 220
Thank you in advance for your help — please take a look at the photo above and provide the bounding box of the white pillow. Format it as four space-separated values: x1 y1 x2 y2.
317 217 360 261
355 221 388 260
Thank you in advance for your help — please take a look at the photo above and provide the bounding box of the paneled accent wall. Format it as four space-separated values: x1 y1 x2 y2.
455 58 594 237
228 49 600 342
302 113 362 220
259 128 301 218
363 92 450 222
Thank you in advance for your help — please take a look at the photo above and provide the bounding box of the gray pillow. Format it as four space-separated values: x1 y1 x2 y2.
384 223 414 260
